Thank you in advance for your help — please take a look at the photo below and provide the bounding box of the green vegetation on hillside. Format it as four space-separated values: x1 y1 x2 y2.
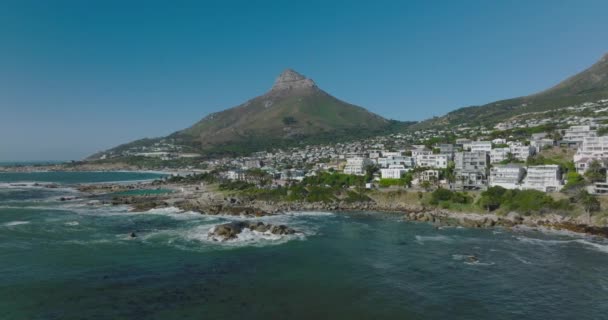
477 186 570 214
413 53 608 130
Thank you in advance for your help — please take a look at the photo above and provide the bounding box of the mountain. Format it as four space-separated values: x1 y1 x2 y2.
173 69 390 145
93 69 401 158
413 53 608 129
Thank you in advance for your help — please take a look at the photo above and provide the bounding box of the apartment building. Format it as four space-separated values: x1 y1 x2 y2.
563 125 597 143
453 151 490 190
415 154 449 169
489 165 525 189
344 157 374 175
380 165 409 179
522 165 562 192
490 147 510 164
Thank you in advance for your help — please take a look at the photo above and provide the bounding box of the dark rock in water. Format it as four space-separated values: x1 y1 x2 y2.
212 222 246 240
130 232 137 238
209 221 297 240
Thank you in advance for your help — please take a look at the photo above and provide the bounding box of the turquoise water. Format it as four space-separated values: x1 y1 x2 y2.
0 161 66 167
0 171 165 184
1 172 608 319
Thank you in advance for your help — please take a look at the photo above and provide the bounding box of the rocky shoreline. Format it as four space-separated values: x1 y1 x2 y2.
101 193 608 239
71 179 608 239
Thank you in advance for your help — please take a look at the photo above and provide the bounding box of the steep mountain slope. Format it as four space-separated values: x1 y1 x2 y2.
92 69 401 158
414 53 608 129
173 69 390 146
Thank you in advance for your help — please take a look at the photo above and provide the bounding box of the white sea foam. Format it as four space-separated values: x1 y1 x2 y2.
283 211 334 217
203 226 306 247
138 220 310 250
3 220 30 227
452 254 495 266
64 221 80 226
452 254 468 261
515 236 573 246
510 253 533 265
415 235 452 244
516 235 608 254
465 261 495 266
574 239 608 254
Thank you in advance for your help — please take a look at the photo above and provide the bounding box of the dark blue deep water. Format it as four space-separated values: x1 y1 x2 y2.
1 172 608 319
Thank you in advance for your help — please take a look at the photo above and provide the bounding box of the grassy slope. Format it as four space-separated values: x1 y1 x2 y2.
413 53 608 129
178 89 390 145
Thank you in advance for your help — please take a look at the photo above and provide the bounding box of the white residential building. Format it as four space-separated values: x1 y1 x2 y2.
510 145 535 162
225 170 246 181
415 154 449 169
343 157 374 175
594 175 608 194
453 151 490 190
377 156 415 168
522 165 562 192
411 149 433 157
456 138 472 150
531 132 547 140
531 138 554 150
563 125 597 143
419 169 440 182
489 165 525 189
438 144 455 158
368 151 381 159
280 169 306 181
382 151 403 158
490 147 510 164
380 165 409 179
492 138 507 145
470 141 492 153
573 136 608 173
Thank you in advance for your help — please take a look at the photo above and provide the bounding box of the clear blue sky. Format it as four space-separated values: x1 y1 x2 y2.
1 0 607 161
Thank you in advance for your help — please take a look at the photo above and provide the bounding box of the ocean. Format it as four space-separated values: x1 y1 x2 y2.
1 171 608 319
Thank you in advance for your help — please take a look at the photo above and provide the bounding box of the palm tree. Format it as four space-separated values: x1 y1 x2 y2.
577 190 600 224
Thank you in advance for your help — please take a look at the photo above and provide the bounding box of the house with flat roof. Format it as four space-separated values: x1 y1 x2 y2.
453 151 490 190
489 165 525 189
522 165 562 192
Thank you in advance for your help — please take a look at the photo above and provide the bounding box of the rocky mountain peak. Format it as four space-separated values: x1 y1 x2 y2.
271 69 316 91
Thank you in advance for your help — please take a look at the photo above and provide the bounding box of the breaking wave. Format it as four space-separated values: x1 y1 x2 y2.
2 220 30 227
516 235 608 254
415 235 453 244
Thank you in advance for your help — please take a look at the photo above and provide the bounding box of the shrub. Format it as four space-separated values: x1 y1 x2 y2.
430 188 453 204
282 116 297 125
478 186 507 211
430 188 471 205
378 178 405 188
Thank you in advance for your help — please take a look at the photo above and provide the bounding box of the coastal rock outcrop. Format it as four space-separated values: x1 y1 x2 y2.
176 199 271 217
209 221 297 241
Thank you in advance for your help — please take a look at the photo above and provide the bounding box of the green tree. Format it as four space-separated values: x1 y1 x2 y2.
478 186 507 212
430 188 453 204
282 116 297 125
421 181 433 192
584 160 605 182
402 172 413 188
443 161 456 183
597 127 608 137
576 190 600 223
563 171 586 192
364 165 379 183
